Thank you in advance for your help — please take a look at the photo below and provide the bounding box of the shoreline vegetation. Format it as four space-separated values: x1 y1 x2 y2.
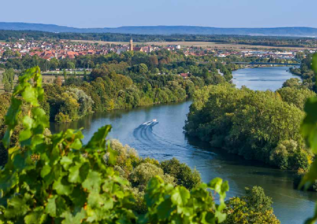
184 82 315 172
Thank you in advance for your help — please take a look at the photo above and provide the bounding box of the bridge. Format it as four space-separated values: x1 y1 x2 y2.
231 62 301 66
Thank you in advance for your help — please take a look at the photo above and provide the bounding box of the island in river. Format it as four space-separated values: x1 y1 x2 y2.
51 66 314 224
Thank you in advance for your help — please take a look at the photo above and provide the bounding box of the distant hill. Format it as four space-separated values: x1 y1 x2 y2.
1 22 317 37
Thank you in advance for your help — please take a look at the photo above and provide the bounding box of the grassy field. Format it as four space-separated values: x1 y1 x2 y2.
70 39 315 50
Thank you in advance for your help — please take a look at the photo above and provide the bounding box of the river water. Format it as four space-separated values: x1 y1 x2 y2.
232 66 297 91
51 66 316 224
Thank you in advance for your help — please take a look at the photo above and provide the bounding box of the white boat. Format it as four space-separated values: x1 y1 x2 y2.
142 119 158 126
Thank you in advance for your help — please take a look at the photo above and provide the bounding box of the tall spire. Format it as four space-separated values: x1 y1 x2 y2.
129 38 133 51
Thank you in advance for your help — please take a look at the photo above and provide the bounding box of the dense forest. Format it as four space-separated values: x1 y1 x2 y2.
184 82 315 171
1 30 317 47
0 67 281 223
1 50 237 123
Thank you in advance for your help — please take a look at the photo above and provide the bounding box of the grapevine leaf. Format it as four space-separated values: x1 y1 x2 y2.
85 125 111 152
61 209 86 224
0 170 18 193
25 207 47 224
4 195 29 218
82 170 101 192
45 196 57 217
69 186 87 212
40 165 51 178
53 176 73 196
45 196 67 218
22 86 39 106
68 162 89 183
171 186 190 206
208 177 223 192
60 153 74 170
70 138 82 150
157 198 174 220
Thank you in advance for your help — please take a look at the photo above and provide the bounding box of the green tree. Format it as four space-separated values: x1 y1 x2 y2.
139 63 148 74
277 87 315 109
282 78 302 88
224 187 280 224
2 68 15 92
161 158 201 189
298 53 317 223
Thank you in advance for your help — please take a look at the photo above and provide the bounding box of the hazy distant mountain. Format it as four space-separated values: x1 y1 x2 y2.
1 22 317 37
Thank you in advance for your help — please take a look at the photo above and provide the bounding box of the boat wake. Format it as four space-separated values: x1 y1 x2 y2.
132 120 216 161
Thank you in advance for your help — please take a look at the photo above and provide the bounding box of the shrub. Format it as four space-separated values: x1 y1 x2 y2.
224 186 280 224
161 158 201 189
129 163 175 190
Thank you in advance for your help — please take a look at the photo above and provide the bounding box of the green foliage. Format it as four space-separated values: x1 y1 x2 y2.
0 93 12 167
290 54 316 91
277 87 315 109
224 186 280 224
161 158 201 189
43 68 201 122
130 163 175 191
185 84 309 170
282 78 301 88
270 140 309 170
1 68 15 92
299 52 317 224
0 66 229 223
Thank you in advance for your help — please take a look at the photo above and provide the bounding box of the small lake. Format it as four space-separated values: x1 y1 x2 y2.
232 66 298 91
51 67 315 224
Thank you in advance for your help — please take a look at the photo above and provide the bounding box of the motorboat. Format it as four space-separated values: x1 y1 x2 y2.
142 119 158 125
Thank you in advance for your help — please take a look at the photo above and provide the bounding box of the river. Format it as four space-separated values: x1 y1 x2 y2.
51 66 315 224
232 66 297 91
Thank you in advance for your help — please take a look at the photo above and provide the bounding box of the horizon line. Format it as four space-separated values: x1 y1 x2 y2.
0 21 316 30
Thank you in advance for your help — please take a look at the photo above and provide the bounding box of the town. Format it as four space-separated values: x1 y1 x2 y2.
0 38 309 66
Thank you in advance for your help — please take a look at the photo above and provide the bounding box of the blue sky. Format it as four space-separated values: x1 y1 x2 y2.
1 0 317 28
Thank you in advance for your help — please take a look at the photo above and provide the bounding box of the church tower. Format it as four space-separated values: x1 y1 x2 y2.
129 38 133 51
